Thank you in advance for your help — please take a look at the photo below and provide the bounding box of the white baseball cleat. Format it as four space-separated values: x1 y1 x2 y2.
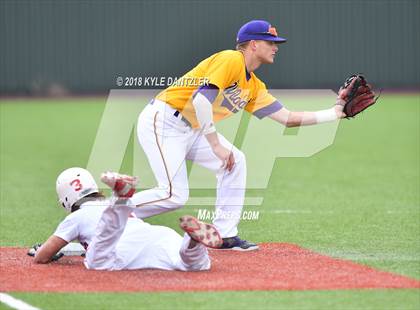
101 171 138 198
179 215 223 249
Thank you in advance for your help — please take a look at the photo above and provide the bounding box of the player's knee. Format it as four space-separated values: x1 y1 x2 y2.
171 187 189 207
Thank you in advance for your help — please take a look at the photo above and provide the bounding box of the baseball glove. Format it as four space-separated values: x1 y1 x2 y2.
337 74 379 118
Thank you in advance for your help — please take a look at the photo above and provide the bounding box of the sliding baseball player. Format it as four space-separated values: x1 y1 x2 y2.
30 168 222 270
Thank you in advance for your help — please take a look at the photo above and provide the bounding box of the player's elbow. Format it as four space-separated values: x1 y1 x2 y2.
270 108 299 128
285 113 302 128
273 116 293 127
285 120 300 128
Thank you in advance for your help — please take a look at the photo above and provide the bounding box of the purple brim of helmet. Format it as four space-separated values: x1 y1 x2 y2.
237 34 287 44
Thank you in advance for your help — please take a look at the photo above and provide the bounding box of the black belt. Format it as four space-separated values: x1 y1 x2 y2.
150 100 191 127
173 110 192 127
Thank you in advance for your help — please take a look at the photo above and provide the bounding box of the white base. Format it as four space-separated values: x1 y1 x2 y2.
61 242 86 256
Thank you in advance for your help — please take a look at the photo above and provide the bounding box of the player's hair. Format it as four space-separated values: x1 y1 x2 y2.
236 41 250 51
71 192 105 213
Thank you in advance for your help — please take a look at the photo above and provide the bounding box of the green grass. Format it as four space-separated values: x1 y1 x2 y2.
1 94 419 309
3 290 419 310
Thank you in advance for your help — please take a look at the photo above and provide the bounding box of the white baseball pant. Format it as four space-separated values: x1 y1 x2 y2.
84 199 210 271
129 99 247 238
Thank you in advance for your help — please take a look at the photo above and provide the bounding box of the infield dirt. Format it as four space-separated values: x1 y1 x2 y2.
1 243 419 292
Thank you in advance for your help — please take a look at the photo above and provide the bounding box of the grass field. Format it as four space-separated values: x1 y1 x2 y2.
0 93 419 309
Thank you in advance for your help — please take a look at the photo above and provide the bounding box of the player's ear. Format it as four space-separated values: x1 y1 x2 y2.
249 40 258 51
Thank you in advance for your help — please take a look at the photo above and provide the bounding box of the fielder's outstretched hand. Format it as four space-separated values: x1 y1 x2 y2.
336 74 379 118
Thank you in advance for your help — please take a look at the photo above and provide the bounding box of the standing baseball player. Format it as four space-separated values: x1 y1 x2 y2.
31 167 222 271
126 20 377 251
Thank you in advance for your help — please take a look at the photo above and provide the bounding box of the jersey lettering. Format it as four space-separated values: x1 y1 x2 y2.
221 82 250 113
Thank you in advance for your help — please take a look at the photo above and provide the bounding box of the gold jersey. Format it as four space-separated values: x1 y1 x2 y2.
156 50 282 128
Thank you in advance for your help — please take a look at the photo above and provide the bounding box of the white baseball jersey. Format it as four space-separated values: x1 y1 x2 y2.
54 199 210 271
54 201 107 250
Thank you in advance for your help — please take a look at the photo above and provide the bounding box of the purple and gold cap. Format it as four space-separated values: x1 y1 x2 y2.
236 20 287 44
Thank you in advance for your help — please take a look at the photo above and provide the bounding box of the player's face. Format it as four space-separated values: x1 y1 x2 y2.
255 40 279 64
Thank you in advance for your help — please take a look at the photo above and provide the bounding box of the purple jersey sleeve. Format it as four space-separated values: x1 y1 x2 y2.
252 100 283 119
194 84 219 103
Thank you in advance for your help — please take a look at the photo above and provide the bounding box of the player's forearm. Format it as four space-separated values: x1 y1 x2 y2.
286 109 341 127
204 131 220 147
34 235 67 264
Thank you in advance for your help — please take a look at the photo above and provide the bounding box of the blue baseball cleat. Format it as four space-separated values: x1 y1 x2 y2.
219 236 259 251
